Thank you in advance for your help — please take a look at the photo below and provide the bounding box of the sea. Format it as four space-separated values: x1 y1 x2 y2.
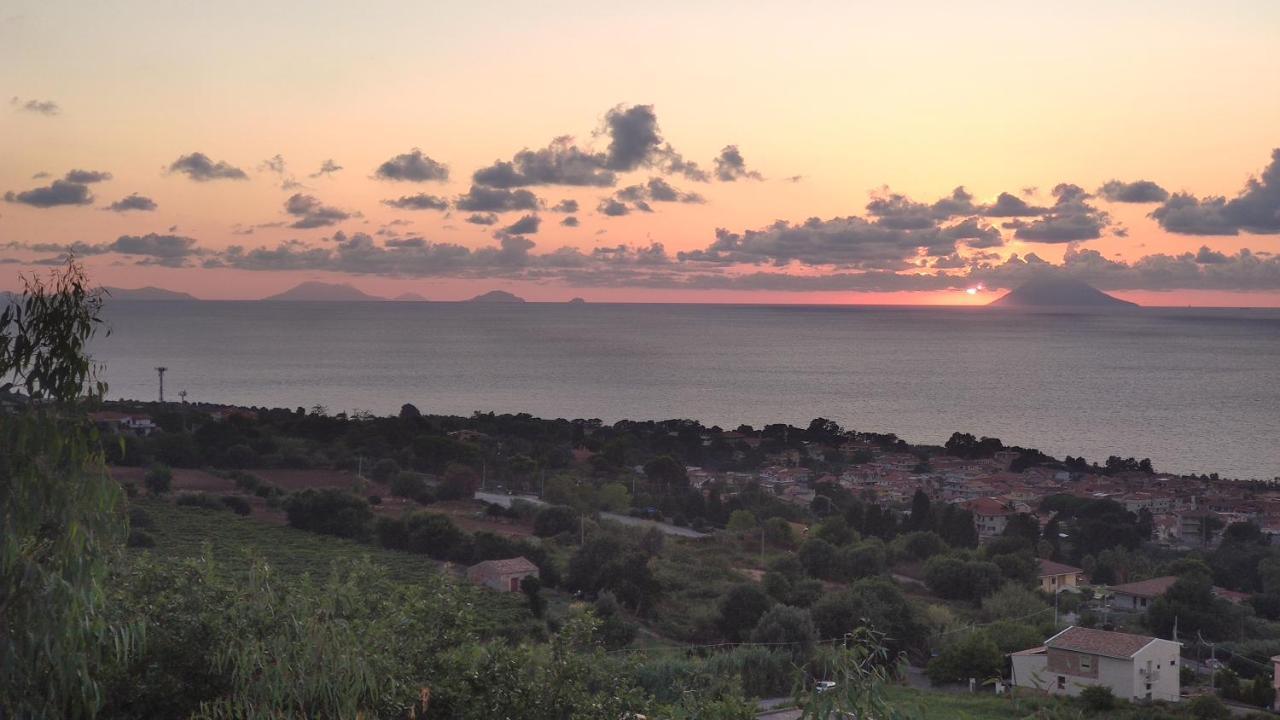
92 302 1280 481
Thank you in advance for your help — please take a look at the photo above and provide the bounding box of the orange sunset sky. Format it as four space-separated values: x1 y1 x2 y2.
2 1 1279 305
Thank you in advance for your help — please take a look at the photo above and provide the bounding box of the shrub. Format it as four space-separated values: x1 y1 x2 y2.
128 506 154 529
220 495 252 516
749 605 816 662
534 505 578 538
284 489 373 540
144 463 173 496
389 472 433 504
1187 694 1229 720
926 631 1003 685
175 492 224 511
126 530 157 548
1079 685 1116 712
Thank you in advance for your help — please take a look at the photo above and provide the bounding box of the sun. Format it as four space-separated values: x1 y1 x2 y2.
965 287 978 296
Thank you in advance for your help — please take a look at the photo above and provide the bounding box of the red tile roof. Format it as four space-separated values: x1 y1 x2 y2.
1045 626 1158 659
1038 558 1084 577
966 497 1013 516
1109 576 1177 599
468 556 537 576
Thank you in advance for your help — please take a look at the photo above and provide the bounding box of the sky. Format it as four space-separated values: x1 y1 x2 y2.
2 0 1279 305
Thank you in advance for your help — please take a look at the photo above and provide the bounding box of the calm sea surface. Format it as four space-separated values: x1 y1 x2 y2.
93 302 1280 480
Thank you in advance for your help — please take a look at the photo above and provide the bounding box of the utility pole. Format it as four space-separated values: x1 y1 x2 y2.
155 367 167 403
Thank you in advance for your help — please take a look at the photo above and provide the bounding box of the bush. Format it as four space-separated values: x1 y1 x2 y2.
749 605 816 662
126 530 157 548
220 495 252 516
1079 685 1116 712
145 463 173 496
926 631 1003 685
534 505 578 538
371 458 400 483
128 506 154 529
284 489 373 540
1187 694 1229 720
389 472 433 504
175 492 225 511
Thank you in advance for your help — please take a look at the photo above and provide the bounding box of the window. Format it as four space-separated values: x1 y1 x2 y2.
1080 656 1092 671
1170 660 1176 666
1057 676 1066 690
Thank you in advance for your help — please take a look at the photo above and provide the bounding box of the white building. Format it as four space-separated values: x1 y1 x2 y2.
1010 626 1181 702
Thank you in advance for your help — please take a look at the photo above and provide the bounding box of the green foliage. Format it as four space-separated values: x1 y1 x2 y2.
284 488 373 540
220 495 252 515
893 530 947 561
800 627 912 720
1079 684 1116 712
810 578 927 656
566 535 661 613
727 509 758 534
534 504 578 538
750 604 816 662
925 631 1003 685
1187 694 1230 719
980 582 1049 623
144 462 173 495
924 555 1004 603
718 583 773 642
1 261 136 718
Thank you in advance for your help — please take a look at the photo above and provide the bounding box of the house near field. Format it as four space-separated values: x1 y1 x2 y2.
1108 576 1248 611
89 410 157 437
1037 559 1085 594
964 497 1014 541
467 556 538 592
1009 626 1180 702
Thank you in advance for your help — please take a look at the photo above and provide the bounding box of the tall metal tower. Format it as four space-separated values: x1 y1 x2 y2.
155 367 167 403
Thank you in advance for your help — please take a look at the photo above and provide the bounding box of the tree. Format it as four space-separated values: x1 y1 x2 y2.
284 489 373 540
145 463 174 496
596 482 631 512
1 260 136 717
749 605 816 662
643 456 687 489
798 538 838 579
370 457 400 483
926 631 1003 685
726 509 758 535
521 575 545 617
592 592 636 650
566 536 660 613
438 462 480 500
907 489 932 531
533 504 578 538
398 402 421 419
980 583 1048 623
811 579 926 656
762 517 796 548
718 584 772 642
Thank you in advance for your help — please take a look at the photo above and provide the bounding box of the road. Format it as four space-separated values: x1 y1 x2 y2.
473 491 708 538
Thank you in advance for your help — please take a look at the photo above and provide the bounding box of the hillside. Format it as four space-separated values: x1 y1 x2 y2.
467 289 526 303
102 286 199 301
263 281 384 301
990 276 1137 308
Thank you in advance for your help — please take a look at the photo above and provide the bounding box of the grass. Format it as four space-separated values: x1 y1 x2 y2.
882 686 1066 719
127 497 535 635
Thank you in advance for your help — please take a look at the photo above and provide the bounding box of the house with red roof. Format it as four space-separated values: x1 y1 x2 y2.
1109 575 1248 611
964 497 1014 541
466 556 538 593
1037 558 1085 594
1010 626 1181 702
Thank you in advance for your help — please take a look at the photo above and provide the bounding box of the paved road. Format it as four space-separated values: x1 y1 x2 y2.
473 491 707 538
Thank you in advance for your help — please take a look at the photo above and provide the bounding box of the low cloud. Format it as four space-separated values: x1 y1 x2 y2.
4 179 94 207
11 96 59 115
455 185 540 212
374 148 449 182
64 169 112 184
498 214 540 236
168 152 248 181
284 193 350 229
982 192 1048 217
713 145 763 181
609 177 704 212
310 159 343 178
473 137 615 188
1008 184 1110 243
465 213 499 226
1099 179 1169 203
551 199 579 213
561 216 580 227
105 193 158 212
383 193 449 211
1152 148 1280 236
597 197 630 216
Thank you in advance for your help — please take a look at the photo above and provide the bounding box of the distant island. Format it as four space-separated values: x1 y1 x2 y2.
567 297 587 304
393 292 429 302
102 286 199 301
990 276 1138 308
263 282 384 302
467 290 526 303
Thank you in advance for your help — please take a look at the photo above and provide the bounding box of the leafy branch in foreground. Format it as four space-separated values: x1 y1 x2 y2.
1 259 135 718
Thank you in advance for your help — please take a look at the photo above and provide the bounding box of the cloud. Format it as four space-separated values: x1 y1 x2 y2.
602 104 667 171
383 193 449 211
455 185 540 212
11 96 59 115
310 159 343 178
105 193 158 212
551 198 579 213
473 136 615 188
1195 245 1229 264
713 145 763 181
499 214 541 235
167 152 248 181
63 169 112 184
561 216 580 227
284 193 350 229
1098 179 1169 203
1008 183 1110 243
1152 148 1280 236
22 233 200 267
597 197 630 216
1150 194 1237 235
611 177 705 211
677 214 1000 270
374 148 449 182
4 179 94 207
465 213 499 226
982 192 1048 217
